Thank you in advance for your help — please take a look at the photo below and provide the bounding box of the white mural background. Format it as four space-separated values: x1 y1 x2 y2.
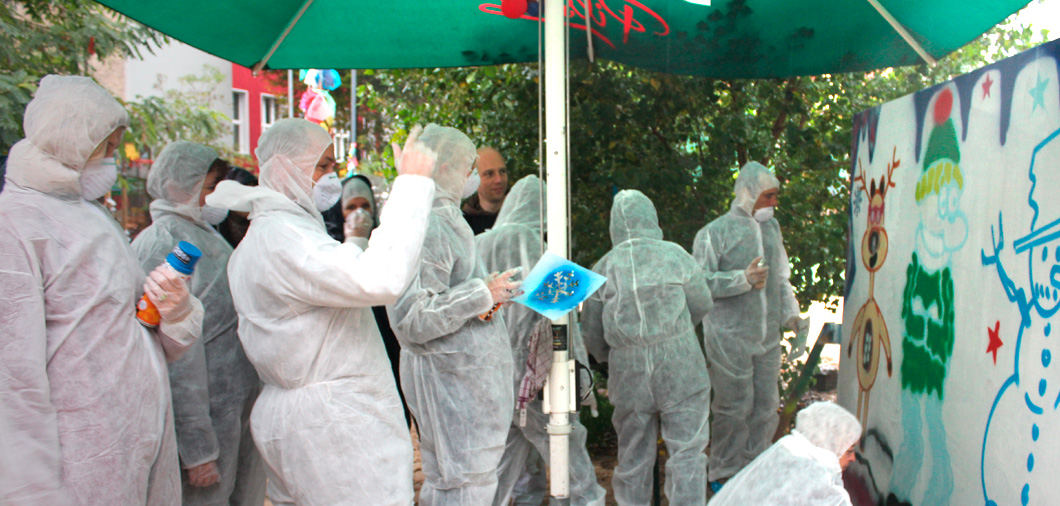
840 38 1060 506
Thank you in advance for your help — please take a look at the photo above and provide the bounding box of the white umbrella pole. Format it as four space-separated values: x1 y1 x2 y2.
287 70 295 118
544 0 572 503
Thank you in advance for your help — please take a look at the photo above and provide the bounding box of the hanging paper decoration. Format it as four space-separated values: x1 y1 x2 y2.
299 69 340 131
299 69 342 90
511 251 607 320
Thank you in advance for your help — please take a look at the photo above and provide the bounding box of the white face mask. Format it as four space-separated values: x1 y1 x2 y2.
80 156 118 200
200 204 229 226
312 172 343 212
462 170 480 200
753 206 775 222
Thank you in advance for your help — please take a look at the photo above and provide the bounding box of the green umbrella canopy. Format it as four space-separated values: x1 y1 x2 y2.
96 0 1030 78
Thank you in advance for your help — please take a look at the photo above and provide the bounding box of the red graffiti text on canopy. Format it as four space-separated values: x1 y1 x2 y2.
479 0 670 49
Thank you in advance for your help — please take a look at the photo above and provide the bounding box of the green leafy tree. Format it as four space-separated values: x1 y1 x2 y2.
0 0 165 154
353 20 1046 449
122 66 232 161
358 20 1045 313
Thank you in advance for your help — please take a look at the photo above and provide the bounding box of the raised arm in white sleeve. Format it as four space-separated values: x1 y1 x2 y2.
274 175 435 308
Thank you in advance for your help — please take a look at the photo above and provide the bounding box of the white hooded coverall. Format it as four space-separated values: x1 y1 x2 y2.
0 75 203 505
387 125 515 506
131 141 265 506
692 161 801 482
708 402 861 506
582 190 713 506
207 118 435 506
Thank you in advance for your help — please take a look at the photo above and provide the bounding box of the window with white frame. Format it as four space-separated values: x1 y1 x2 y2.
232 90 249 154
261 94 278 132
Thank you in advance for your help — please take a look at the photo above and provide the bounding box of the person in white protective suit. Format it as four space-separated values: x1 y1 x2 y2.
387 124 522 506
709 402 861 506
582 189 714 506
341 175 377 250
692 161 807 490
131 141 266 506
475 175 607 506
0 75 204 505
205 118 437 506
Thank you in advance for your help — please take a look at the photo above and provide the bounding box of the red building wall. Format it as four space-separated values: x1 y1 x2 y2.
231 64 287 170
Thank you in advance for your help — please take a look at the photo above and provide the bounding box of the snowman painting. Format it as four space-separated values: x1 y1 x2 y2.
980 124 1060 506
889 87 966 506
976 50 1060 505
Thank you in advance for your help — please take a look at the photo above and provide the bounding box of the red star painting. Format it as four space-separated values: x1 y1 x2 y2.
986 320 1003 364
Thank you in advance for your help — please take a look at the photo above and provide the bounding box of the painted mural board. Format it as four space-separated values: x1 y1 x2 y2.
840 38 1060 506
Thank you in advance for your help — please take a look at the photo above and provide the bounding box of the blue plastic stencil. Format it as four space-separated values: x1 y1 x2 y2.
511 251 607 320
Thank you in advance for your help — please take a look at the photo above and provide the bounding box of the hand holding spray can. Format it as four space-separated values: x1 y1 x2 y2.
136 241 202 328
480 267 523 321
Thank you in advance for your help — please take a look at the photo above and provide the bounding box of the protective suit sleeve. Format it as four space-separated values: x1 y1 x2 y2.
156 295 204 362
774 228 801 322
0 244 75 504
388 251 494 345
580 291 610 363
167 336 220 468
684 265 714 324
275 175 434 308
346 236 370 251
693 228 752 299
0 382 27 503
781 282 801 324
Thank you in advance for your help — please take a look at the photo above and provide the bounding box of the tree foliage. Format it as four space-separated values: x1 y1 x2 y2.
122 66 232 161
0 0 165 153
357 21 1045 309
2 1 233 166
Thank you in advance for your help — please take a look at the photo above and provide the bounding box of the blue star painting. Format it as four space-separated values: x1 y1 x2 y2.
512 251 607 321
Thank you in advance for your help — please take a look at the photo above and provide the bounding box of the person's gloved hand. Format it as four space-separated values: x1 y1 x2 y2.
392 124 437 178
187 461 220 488
745 256 769 289
486 267 523 305
785 315 809 333
144 265 193 323
344 208 373 239
789 317 810 356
